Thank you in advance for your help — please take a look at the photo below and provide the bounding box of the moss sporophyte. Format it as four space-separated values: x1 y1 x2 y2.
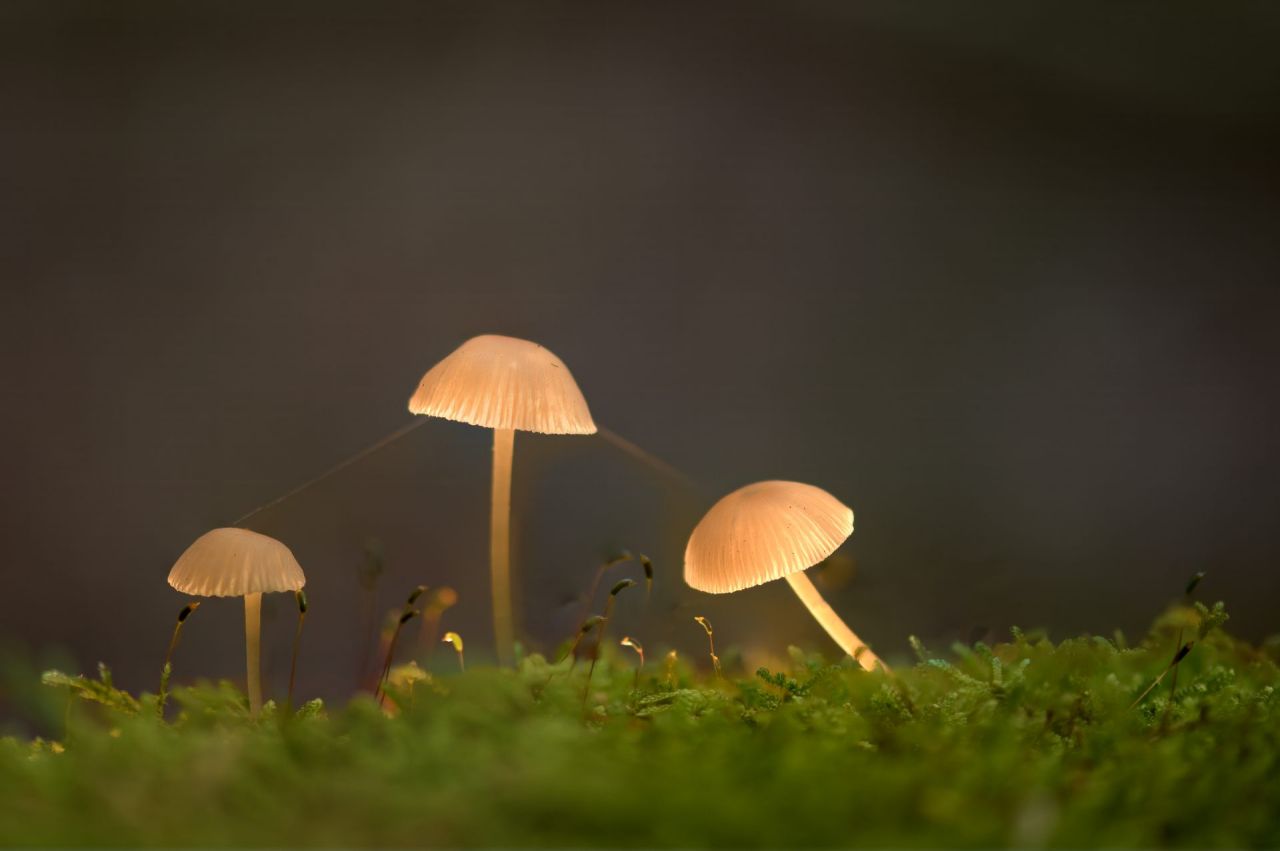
157 601 200 717
620 637 645 686
376 590 425 707
441 631 465 672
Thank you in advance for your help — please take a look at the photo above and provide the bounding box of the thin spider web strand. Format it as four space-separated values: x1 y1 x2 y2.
230 418 429 527
229 420 698 527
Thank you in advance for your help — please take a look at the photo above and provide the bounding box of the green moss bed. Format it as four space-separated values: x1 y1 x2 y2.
3 601 1278 848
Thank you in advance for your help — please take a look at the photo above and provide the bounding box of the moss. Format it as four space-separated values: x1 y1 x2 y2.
4 608 1278 847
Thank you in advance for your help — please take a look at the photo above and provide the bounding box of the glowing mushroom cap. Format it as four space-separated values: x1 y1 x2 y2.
684 480 854 594
167 528 306 598
407 334 596 435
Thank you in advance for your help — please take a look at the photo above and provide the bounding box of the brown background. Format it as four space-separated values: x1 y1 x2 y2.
2 1 1278 711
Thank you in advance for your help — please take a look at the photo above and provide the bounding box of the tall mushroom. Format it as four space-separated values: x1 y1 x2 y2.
408 334 595 665
167 527 307 714
683 480 887 672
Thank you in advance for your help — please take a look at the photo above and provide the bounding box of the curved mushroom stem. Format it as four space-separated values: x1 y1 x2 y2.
244 592 263 715
490 427 516 666
784 571 888 673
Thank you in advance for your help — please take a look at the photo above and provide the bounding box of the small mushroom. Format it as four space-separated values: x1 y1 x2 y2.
408 334 596 665
683 481 887 672
166 527 307 714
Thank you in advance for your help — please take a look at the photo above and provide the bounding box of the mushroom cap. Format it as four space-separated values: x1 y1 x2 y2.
684 480 854 594
407 334 596 435
167 528 306 598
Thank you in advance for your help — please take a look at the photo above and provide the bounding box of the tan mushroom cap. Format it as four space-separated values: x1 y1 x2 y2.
167 528 306 598
407 334 596 435
684 481 854 594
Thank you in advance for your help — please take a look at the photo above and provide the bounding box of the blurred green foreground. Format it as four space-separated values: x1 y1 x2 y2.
2 602 1278 848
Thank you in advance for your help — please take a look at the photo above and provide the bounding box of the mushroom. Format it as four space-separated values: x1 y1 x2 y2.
408 334 596 665
683 481 887 672
167 527 307 714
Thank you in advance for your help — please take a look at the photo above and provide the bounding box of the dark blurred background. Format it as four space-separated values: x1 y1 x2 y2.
3 0 1279 716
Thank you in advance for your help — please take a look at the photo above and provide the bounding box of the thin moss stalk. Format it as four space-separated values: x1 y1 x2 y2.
694 616 721 677
375 590 424 705
584 580 636 703
1161 572 1206 730
376 608 419 704
157 601 200 718
562 616 604 671
576 551 633 630
1128 642 1194 710
1131 575 1227 714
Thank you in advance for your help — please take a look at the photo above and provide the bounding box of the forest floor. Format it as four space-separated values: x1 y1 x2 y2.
2 597 1277 848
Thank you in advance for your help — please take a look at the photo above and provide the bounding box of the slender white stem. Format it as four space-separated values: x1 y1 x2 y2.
784 571 888 673
490 427 515 666
244 592 263 715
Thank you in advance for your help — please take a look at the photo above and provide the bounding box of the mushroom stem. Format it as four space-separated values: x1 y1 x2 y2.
244 592 264 715
490 427 516 666
784 572 887 673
